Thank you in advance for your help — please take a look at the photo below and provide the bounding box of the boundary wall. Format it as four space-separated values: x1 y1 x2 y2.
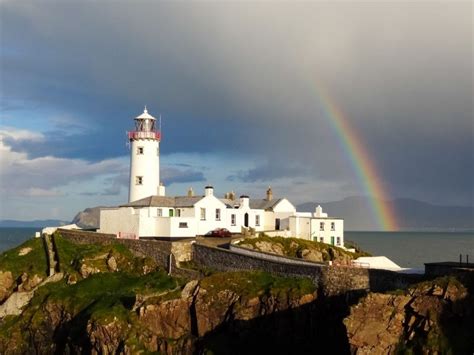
229 244 325 267
57 229 175 268
193 243 421 295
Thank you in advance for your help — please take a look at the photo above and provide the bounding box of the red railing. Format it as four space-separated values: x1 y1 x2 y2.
128 131 161 140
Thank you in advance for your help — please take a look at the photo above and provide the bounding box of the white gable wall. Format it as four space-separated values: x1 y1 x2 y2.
99 207 140 237
194 195 229 235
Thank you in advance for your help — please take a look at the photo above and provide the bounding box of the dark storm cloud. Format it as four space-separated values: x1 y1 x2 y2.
1 1 472 205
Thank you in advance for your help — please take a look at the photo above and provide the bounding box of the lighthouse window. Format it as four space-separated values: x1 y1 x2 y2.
137 147 144 155
200 208 206 220
158 208 163 217
231 214 236 226
255 215 260 226
136 176 143 185
331 222 335 231
215 208 221 221
320 222 325 231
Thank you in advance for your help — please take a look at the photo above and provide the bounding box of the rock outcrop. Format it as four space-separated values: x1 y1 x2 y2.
0 271 13 302
238 235 357 264
0 270 318 354
344 276 474 354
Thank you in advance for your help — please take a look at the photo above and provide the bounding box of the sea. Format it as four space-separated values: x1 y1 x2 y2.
0 228 473 270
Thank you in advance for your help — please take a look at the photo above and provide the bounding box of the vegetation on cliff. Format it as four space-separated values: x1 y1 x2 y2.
1 235 473 354
237 235 369 263
0 235 318 354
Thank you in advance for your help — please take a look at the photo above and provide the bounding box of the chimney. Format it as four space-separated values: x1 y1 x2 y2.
187 187 194 197
229 191 236 201
314 205 328 218
266 186 273 201
240 195 249 208
205 186 214 197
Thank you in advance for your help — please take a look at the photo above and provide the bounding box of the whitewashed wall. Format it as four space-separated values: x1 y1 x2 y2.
129 139 160 202
99 207 140 236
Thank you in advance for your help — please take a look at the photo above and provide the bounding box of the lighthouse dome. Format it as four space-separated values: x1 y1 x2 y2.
136 107 156 120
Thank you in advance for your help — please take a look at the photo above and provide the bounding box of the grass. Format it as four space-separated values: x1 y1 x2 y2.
0 270 184 344
238 235 363 261
0 237 48 280
199 270 316 299
53 233 157 276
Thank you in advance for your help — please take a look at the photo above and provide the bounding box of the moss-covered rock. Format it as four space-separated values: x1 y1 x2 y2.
237 235 364 263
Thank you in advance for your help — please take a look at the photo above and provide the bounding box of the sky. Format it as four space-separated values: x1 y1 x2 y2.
0 1 472 221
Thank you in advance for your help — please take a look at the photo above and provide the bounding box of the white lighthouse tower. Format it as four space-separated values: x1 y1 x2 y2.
128 107 164 202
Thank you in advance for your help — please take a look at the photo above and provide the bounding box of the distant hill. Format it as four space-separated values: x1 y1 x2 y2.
297 196 474 231
0 219 69 228
72 206 107 229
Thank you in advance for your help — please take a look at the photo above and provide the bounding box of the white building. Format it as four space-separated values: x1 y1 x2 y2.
99 107 344 245
289 205 344 247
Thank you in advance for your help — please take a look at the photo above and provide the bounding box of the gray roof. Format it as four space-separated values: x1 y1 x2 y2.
249 198 284 210
120 195 204 208
121 195 285 210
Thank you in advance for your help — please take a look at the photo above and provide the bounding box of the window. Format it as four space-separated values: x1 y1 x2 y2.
320 222 325 231
136 176 143 185
331 222 335 231
137 147 144 155
200 208 206 220
319 237 324 243
158 208 163 217
179 222 188 228
169 209 174 217
176 209 181 217
231 214 236 226
255 215 260 226
336 237 341 246
215 208 221 221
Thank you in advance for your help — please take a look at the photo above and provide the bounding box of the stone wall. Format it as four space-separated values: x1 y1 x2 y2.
229 244 324 267
193 243 421 295
194 243 324 284
57 229 172 269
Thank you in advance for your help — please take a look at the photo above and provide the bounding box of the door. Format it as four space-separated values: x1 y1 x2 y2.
330 236 335 245
169 209 174 217
275 218 280 230
244 213 249 227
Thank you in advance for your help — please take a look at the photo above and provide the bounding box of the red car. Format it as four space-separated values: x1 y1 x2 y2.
205 228 232 238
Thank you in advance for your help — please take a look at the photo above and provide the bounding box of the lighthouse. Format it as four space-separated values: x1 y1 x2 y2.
128 107 164 202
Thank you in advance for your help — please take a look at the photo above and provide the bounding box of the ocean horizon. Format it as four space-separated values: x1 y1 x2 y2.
1 228 473 270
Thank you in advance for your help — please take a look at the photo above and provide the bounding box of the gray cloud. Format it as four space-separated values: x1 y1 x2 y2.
161 167 205 186
1 1 472 206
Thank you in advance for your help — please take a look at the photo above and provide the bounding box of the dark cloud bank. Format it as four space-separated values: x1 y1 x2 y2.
1 1 472 206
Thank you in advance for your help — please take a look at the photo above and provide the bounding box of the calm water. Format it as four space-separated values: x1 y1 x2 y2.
347 231 474 269
0 228 38 253
1 228 473 270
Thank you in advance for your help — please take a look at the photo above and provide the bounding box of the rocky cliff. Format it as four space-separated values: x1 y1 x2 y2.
1 235 473 354
344 275 474 354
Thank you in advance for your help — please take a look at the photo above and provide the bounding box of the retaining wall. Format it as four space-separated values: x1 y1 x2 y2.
193 243 421 295
229 244 325 267
57 229 173 268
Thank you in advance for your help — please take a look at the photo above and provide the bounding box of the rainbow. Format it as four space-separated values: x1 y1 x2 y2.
316 84 398 231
